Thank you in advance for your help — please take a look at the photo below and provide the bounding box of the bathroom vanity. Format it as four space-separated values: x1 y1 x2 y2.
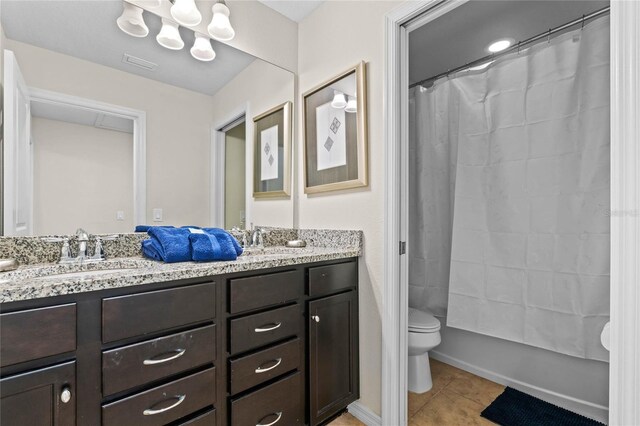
0 238 360 426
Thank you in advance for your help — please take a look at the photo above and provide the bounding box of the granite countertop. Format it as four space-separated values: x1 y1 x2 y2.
0 245 361 304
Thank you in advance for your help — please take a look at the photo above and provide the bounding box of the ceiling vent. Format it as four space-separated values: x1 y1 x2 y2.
122 53 157 71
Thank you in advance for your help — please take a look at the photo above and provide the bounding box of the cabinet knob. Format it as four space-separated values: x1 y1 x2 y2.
311 315 320 323
60 386 72 404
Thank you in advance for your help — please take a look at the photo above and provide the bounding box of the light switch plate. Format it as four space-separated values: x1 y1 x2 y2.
116 211 125 221
153 208 163 222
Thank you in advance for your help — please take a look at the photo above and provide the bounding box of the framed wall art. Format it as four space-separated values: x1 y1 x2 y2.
302 61 368 194
253 101 292 198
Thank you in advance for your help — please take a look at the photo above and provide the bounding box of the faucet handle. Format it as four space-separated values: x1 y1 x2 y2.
41 237 73 263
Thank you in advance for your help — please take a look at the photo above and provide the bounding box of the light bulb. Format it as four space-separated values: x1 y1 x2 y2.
331 91 347 109
208 2 235 41
156 18 184 50
170 0 202 27
345 97 357 113
117 3 149 38
191 34 216 61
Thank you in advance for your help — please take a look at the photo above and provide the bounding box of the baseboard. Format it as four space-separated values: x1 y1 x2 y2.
348 401 382 426
430 350 609 424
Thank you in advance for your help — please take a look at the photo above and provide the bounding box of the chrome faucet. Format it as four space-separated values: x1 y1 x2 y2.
75 228 89 261
250 228 264 248
42 230 118 264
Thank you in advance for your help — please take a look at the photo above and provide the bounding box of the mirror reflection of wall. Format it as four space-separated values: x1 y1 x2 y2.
31 104 134 235
1 0 295 236
224 120 246 230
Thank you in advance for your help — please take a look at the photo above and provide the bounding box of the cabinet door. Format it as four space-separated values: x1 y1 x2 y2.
0 361 76 426
308 291 359 426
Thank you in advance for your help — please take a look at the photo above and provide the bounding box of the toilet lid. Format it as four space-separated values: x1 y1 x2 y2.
408 308 441 332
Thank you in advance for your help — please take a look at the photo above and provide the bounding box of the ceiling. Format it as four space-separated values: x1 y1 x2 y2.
1 0 256 95
409 0 609 86
31 101 134 134
257 0 324 22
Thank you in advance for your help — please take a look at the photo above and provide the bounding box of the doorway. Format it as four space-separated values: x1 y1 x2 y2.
382 1 640 425
223 119 246 230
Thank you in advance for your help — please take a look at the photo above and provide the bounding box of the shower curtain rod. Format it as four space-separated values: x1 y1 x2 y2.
409 5 610 89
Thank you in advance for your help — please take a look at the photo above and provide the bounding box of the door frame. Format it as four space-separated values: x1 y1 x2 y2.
25 87 147 228
210 103 249 228
382 1 640 425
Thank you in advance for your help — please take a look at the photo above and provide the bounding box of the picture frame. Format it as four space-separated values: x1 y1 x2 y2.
253 101 292 198
302 61 368 194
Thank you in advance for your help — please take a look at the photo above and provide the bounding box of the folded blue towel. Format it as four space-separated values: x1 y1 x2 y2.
189 228 243 262
136 225 174 232
142 226 192 263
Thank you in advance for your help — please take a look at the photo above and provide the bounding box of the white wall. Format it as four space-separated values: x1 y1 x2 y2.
297 1 398 416
32 117 134 235
6 38 214 229
210 58 295 228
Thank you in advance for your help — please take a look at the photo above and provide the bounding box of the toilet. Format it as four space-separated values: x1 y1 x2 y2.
408 307 442 393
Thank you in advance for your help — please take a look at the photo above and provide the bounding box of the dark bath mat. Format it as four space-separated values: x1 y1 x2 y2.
481 387 605 426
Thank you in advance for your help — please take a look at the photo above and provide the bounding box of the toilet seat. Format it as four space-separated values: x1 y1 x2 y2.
408 308 441 333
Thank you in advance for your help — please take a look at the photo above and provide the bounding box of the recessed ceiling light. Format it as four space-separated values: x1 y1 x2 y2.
487 38 514 53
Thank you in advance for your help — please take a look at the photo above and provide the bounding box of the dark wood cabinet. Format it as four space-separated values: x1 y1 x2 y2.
0 361 76 426
0 258 358 426
308 291 359 426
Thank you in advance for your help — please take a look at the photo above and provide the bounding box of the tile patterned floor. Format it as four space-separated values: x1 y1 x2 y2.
329 359 505 426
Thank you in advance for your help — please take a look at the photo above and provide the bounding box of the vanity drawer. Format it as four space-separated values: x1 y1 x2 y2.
307 261 357 298
229 338 301 395
229 304 300 355
231 371 303 426
0 304 76 367
229 270 301 314
178 409 216 425
102 283 216 343
102 367 216 426
102 324 216 396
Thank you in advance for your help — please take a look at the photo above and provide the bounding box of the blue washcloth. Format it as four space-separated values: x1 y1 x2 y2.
189 228 243 262
142 226 192 263
136 225 174 232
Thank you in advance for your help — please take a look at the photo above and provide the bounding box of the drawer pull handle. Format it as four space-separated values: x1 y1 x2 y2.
60 386 72 404
311 315 320 323
254 322 282 333
143 349 186 365
257 411 283 426
143 394 186 416
255 358 282 373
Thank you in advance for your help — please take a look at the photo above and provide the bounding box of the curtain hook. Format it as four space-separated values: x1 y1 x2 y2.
547 29 551 44
517 41 521 54
581 14 586 30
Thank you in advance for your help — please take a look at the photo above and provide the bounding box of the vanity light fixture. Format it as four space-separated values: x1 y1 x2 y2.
156 18 184 50
117 0 228 62
170 0 202 27
487 38 514 53
117 3 149 38
208 0 235 41
331 91 348 109
191 34 216 61
345 97 357 113
140 0 162 9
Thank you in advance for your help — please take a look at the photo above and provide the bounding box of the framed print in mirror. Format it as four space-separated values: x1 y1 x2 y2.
303 61 368 194
253 101 292 198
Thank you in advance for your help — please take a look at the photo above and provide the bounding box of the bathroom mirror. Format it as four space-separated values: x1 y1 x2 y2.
0 0 295 236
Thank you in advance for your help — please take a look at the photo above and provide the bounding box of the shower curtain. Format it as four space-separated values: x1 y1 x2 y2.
409 17 610 361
